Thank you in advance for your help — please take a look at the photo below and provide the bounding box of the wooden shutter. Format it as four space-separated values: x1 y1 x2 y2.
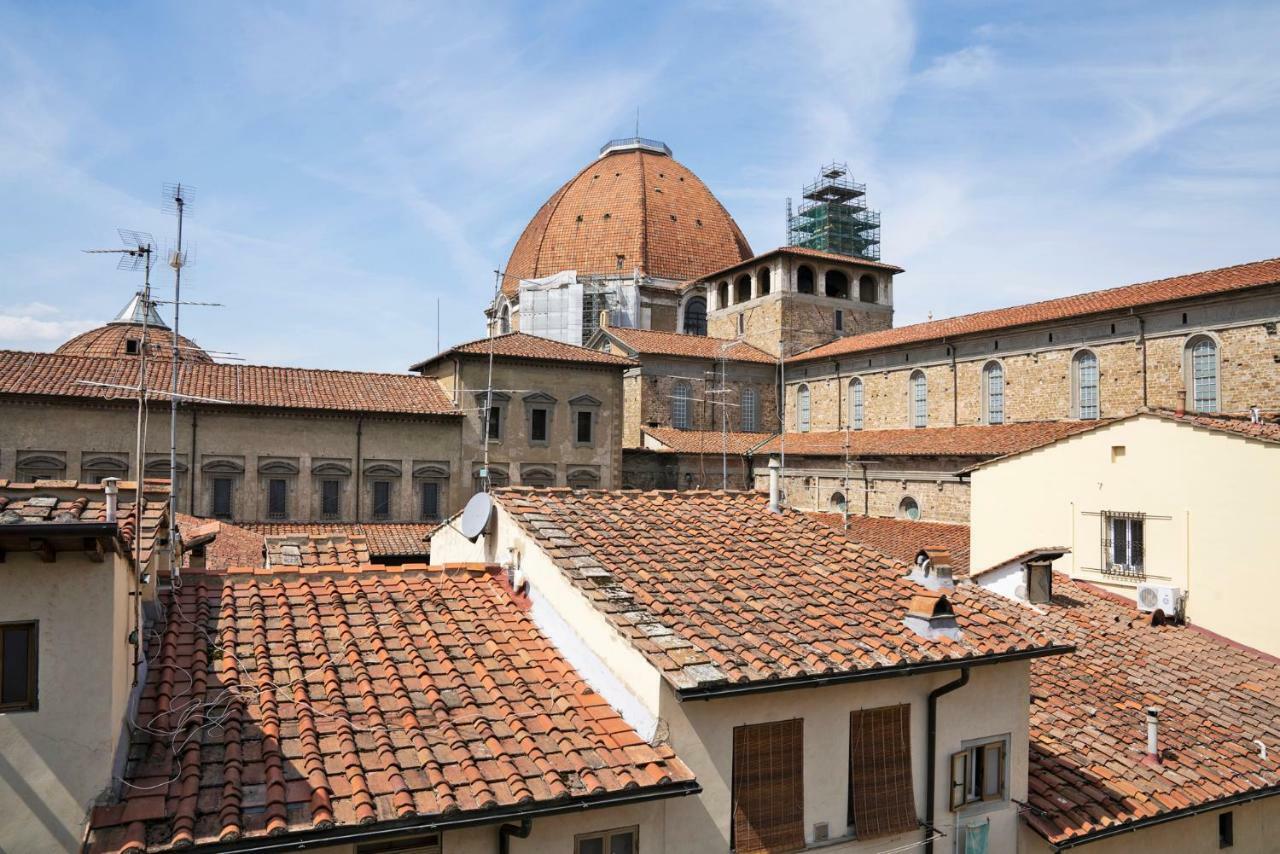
849 704 918 839
732 719 804 854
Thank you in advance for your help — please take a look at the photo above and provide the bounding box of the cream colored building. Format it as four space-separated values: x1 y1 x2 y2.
969 410 1280 657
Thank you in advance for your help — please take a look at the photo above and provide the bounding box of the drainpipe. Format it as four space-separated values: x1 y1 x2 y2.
188 409 198 515
949 343 957 426
1135 312 1148 408
104 477 119 522
861 460 870 515
355 416 364 522
925 667 971 854
498 817 532 854
768 457 781 513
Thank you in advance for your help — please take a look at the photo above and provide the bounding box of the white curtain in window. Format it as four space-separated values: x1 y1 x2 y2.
911 373 927 428
797 385 811 432
1075 352 1099 419
849 379 864 430
984 362 1004 424
1190 338 1218 413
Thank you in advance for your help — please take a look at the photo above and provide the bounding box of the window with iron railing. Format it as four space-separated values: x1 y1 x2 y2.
1101 511 1144 577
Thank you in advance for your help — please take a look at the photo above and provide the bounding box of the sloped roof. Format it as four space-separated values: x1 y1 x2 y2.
599 326 776 364
1025 574 1280 846
0 350 460 416
641 427 775 455
86 563 696 853
56 324 213 363
410 332 635 371
756 420 1102 458
791 256 1280 363
493 488 1067 695
0 479 169 568
176 515 265 573
806 514 971 575
263 533 372 569
503 142 752 296
238 522 436 557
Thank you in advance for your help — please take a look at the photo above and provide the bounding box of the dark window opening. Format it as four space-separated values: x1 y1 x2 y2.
212 477 233 519
858 274 877 303
321 479 340 518
717 280 730 307
486 406 501 441
683 297 707 335
735 274 751 303
835 310 844 331
824 269 849 299
758 267 771 295
1182 312 1188 324
576 410 593 444
0 622 38 712
738 314 745 335
356 833 440 854
125 339 140 355
372 481 391 520
420 482 440 521
797 265 815 294
616 254 625 270
531 408 548 442
267 478 287 519
1219 811 1233 848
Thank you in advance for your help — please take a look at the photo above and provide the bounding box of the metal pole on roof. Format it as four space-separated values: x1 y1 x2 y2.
166 183 188 587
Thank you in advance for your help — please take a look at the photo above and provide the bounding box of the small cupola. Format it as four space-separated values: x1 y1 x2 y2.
909 547 955 591
904 592 962 641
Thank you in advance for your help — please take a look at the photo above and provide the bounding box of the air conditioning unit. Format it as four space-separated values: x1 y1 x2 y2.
1136 583 1181 615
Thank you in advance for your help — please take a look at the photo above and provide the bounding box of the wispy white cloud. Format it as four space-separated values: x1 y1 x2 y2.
917 45 996 89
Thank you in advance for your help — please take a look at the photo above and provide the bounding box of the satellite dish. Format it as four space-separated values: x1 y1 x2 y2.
460 492 494 542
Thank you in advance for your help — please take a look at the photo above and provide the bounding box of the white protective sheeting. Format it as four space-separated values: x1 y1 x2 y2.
518 271 641 345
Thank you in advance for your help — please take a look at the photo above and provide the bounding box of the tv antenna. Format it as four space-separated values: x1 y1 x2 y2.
163 181 195 586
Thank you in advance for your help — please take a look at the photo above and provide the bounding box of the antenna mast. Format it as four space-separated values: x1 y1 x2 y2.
164 182 192 584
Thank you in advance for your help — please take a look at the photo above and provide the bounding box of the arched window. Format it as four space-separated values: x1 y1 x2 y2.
735 274 751 303
1186 336 1219 413
498 302 511 334
830 492 847 512
682 296 707 335
1073 350 1099 419
899 496 921 520
757 266 771 296
672 381 692 429
983 361 1005 425
858 274 877 303
717 280 729 308
521 468 554 488
741 387 759 432
848 377 864 430
797 265 815 294
825 270 849 299
797 384 811 432
910 371 928 428
567 469 600 489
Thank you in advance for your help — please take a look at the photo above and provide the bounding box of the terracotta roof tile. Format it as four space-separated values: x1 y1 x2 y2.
641 427 775 455
0 479 168 568
0 351 459 416
55 324 213 363
263 533 372 568
758 420 1103 458
1152 408 1280 443
176 516 265 574
791 256 1280 362
1026 574 1280 845
86 563 694 852
503 146 751 296
493 488 1064 692
411 332 635 371
239 522 436 557
601 327 776 364
806 514 971 575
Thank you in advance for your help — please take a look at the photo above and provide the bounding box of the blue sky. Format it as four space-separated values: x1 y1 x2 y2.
1 1 1277 371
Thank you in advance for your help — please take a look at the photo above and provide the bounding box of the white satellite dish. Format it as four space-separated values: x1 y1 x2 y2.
460 492 494 542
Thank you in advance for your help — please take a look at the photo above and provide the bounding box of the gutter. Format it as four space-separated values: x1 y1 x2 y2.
163 780 702 854
0 522 118 538
678 644 1073 701
925 668 970 854
1047 782 1280 850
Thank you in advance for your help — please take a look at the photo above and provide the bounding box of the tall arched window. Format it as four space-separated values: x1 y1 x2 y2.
682 296 707 335
858 274 878 303
1186 336 1219 413
741 387 759 432
1073 350 1099 419
848 377 864 431
824 270 849 299
910 371 927 428
983 361 1005 424
717 281 729 308
797 384 811 432
498 302 512 334
797 265 815 294
672 381 692 429
735 274 751 303
757 266 771 296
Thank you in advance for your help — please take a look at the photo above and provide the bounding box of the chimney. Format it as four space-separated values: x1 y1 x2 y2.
1144 707 1161 764
1250 406 1262 424
768 457 781 513
1175 391 1185 418
103 477 119 523
912 548 955 591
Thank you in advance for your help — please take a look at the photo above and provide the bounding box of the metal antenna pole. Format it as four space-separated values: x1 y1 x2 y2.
481 270 500 491
132 244 153 688
166 183 187 585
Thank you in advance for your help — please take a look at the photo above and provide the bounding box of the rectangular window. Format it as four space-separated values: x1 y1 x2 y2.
372 481 391 520
1219 811 1233 848
849 704 917 839
420 482 440 521
530 408 548 442
212 477 233 519
576 410 594 444
732 718 804 854
741 388 758 432
950 739 1008 810
912 374 928 428
850 381 864 431
356 833 440 854
1027 563 1053 604
835 309 844 331
0 622 38 712
574 826 637 854
321 479 340 518
267 478 287 519
1077 356 1099 419
1103 513 1144 576
486 406 501 441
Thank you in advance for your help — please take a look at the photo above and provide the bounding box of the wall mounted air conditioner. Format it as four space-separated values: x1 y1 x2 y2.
1136 583 1181 615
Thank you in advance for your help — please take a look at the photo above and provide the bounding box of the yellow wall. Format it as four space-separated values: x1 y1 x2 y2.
0 549 133 853
1017 795 1280 852
970 415 1280 655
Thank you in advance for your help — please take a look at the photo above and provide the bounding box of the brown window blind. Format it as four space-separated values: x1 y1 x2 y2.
849 704 917 839
732 718 804 854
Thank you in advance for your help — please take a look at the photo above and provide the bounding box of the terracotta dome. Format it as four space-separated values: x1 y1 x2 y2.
55 292 214 363
503 138 752 296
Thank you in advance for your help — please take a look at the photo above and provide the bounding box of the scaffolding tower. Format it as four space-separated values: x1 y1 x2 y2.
787 162 881 260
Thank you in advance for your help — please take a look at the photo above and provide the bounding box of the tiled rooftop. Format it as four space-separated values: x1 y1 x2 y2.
263 533 372 569
0 351 460 416
87 563 695 853
806 513 971 575
0 479 169 568
503 145 752 296
493 488 1065 693
1153 408 1280 444
1025 574 1280 845
411 331 636 371
55 323 213 363
756 420 1101 458
641 427 775 455
176 516 266 574
791 256 1280 362
599 326 776 364
238 522 436 557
